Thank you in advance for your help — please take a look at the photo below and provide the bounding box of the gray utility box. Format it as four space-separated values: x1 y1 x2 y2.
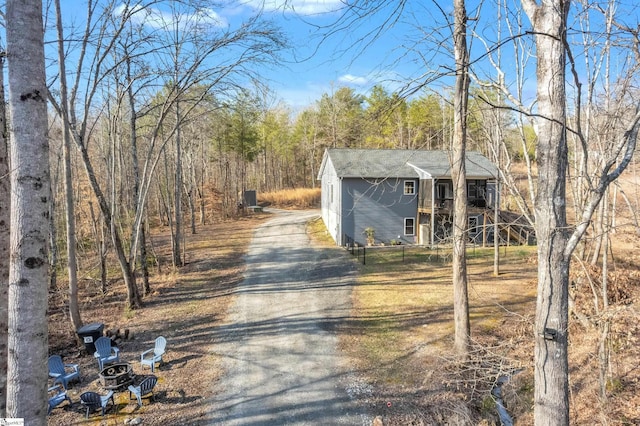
243 190 257 207
77 322 104 354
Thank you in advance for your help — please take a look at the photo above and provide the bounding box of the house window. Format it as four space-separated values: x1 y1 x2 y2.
468 180 486 199
436 182 452 199
404 180 415 195
404 218 415 236
468 181 478 198
468 216 478 234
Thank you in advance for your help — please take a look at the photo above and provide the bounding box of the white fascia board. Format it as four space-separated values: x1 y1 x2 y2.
407 162 432 179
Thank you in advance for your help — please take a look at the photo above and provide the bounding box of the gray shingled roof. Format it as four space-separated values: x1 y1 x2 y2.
324 148 497 179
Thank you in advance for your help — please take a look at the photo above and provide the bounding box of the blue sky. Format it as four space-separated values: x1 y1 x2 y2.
54 0 426 110
53 1 640 113
227 1 451 110
52 0 499 111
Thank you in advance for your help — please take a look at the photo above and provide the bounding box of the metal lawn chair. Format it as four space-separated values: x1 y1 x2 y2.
48 384 71 415
128 375 158 407
93 336 120 370
80 390 114 418
140 336 166 372
48 354 80 389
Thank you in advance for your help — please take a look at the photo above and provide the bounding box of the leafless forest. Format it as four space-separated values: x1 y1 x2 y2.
2 1 640 424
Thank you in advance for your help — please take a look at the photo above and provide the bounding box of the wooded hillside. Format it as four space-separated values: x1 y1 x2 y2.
2 1 640 424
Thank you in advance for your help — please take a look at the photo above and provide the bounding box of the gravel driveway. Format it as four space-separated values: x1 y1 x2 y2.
207 209 371 425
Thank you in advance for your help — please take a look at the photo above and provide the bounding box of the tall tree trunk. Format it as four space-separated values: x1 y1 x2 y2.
198 185 206 225
198 135 206 225
88 202 108 294
186 157 197 234
162 146 176 239
493 136 501 276
55 0 82 331
48 178 58 292
125 55 151 296
140 222 151 296
173 98 184 267
598 189 610 401
521 0 571 423
493 176 500 276
101 224 108 294
452 0 471 357
0 52 9 419
6 0 50 422
188 186 196 234
590 199 605 265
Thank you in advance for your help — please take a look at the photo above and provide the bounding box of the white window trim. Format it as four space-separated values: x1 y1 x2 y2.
404 217 415 236
403 180 415 195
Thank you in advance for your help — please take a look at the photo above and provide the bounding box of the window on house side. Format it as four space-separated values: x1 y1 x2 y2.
404 180 415 195
437 182 452 199
468 181 478 198
404 218 415 235
468 216 478 233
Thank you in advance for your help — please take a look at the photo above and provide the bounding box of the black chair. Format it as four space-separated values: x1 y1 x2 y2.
80 390 114 418
47 385 71 415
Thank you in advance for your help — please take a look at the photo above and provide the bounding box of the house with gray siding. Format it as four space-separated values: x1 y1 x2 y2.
317 148 500 246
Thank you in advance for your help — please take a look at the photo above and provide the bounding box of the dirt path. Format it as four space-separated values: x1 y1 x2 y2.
207 209 371 425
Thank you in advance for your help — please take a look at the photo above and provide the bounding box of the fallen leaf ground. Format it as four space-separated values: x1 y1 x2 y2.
47 212 640 425
339 238 640 425
47 215 267 425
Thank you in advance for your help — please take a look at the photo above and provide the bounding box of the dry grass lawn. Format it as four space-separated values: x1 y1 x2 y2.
259 187 320 209
332 232 640 425
332 241 539 425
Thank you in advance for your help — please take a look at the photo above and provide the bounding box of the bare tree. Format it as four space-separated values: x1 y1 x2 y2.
0 51 9 419
519 1 572 422
48 0 143 309
54 0 82 330
521 0 640 422
452 0 471 356
46 0 284 309
292 108 322 188
6 0 50 422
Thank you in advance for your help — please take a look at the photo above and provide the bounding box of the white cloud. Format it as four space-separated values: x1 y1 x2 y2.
270 69 415 112
338 74 368 86
195 8 228 27
246 0 344 15
115 3 227 30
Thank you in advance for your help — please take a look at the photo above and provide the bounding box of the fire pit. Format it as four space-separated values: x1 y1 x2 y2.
100 362 134 391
